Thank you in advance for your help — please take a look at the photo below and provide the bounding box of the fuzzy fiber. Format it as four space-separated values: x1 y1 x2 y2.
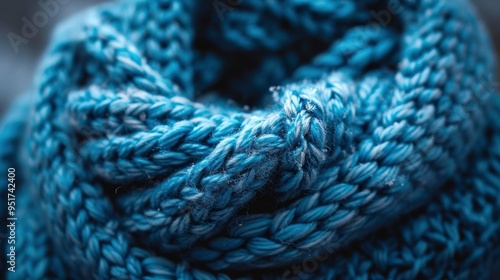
1 0 500 279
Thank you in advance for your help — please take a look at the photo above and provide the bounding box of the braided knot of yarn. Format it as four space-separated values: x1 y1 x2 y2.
1 0 500 279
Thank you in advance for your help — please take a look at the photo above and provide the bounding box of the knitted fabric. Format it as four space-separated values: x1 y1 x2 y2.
1 0 500 279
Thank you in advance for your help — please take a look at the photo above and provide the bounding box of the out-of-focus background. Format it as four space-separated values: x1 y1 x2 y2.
0 0 107 114
0 0 499 278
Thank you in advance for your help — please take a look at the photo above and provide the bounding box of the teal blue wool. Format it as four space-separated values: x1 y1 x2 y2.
1 0 500 279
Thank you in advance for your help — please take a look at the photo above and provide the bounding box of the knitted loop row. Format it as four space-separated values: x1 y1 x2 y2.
1 0 499 279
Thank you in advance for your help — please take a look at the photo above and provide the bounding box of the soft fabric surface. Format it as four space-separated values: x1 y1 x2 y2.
1 0 499 279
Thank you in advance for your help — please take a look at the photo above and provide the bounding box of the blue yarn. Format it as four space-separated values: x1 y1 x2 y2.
1 0 500 279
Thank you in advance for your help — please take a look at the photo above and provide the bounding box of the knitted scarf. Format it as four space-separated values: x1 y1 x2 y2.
1 0 500 279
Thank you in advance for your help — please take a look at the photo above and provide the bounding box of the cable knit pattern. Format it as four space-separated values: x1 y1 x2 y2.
1 0 499 279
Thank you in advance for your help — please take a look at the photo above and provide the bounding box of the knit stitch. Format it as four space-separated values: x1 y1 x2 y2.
1 0 499 279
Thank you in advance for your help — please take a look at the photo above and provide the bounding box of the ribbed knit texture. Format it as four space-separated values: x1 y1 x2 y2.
1 0 500 279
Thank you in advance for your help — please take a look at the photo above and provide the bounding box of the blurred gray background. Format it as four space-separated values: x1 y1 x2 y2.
0 0 107 113
0 0 499 278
